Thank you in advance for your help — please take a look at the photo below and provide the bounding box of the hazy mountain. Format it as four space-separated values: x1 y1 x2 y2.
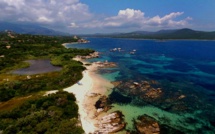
127 31 154 35
156 29 178 34
84 28 215 40
1 22 215 39
0 22 69 35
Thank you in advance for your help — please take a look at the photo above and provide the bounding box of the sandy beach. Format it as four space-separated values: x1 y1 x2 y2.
65 60 113 133
45 58 113 133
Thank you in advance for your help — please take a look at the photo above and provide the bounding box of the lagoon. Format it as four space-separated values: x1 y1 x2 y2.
12 59 62 75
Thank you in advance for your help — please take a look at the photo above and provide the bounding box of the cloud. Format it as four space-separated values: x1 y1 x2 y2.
145 12 186 26
82 8 192 30
37 16 53 23
0 0 92 28
68 22 79 28
0 1 192 33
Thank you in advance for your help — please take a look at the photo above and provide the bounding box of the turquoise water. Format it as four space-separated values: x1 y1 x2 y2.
68 38 215 133
101 70 120 81
108 104 206 132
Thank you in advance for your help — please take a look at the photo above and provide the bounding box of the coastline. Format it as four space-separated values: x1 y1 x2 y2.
64 59 113 133
61 43 69 48
45 56 113 133
48 39 215 133
62 41 90 48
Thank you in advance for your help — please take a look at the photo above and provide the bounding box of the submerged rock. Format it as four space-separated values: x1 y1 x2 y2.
95 61 117 68
134 114 160 134
113 80 163 100
109 90 132 104
111 81 122 87
143 88 162 99
110 79 194 113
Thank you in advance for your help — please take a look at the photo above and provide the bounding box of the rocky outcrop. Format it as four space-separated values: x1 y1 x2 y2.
144 88 162 99
95 111 126 133
111 81 122 87
76 51 99 59
95 60 117 68
111 80 190 113
113 80 163 99
134 114 160 134
95 95 112 113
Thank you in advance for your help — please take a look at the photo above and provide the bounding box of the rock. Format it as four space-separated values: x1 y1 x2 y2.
76 51 100 59
134 114 160 134
133 82 140 86
178 95 186 99
97 108 104 113
95 61 117 68
95 95 111 113
151 80 159 85
96 111 126 133
111 81 122 87
142 81 150 85
144 88 162 99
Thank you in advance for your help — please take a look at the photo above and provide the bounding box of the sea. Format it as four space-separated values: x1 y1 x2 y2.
67 38 215 133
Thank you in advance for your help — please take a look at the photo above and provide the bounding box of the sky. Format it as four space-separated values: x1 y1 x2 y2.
0 0 215 34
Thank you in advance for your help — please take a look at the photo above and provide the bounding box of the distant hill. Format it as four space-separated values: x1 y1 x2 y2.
83 28 215 40
0 22 69 35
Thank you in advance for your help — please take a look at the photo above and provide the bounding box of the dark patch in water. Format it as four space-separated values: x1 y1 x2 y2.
208 94 215 102
129 66 138 70
109 90 132 104
202 125 214 131
196 64 215 75
163 60 193 72
210 120 215 127
183 117 198 124
160 124 185 134
198 83 215 91
136 64 158 69
145 74 163 80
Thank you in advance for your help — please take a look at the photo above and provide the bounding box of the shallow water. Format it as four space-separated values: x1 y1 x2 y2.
67 38 215 133
12 59 62 75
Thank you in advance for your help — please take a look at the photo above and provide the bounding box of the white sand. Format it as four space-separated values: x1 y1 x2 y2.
64 70 95 133
64 61 113 134
45 56 113 133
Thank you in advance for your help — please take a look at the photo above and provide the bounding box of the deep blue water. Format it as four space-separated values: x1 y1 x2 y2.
68 38 215 133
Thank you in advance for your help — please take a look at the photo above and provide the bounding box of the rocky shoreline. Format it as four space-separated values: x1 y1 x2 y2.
72 50 187 133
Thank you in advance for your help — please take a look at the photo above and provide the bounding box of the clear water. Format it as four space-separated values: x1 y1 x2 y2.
67 38 215 133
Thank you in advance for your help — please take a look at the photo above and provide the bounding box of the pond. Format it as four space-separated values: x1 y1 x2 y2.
12 60 62 75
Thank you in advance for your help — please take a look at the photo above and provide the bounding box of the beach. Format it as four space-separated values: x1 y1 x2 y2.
45 58 113 133
65 60 113 133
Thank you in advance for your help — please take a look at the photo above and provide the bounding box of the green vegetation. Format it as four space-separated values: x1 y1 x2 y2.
0 31 93 133
0 31 94 101
0 91 84 134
